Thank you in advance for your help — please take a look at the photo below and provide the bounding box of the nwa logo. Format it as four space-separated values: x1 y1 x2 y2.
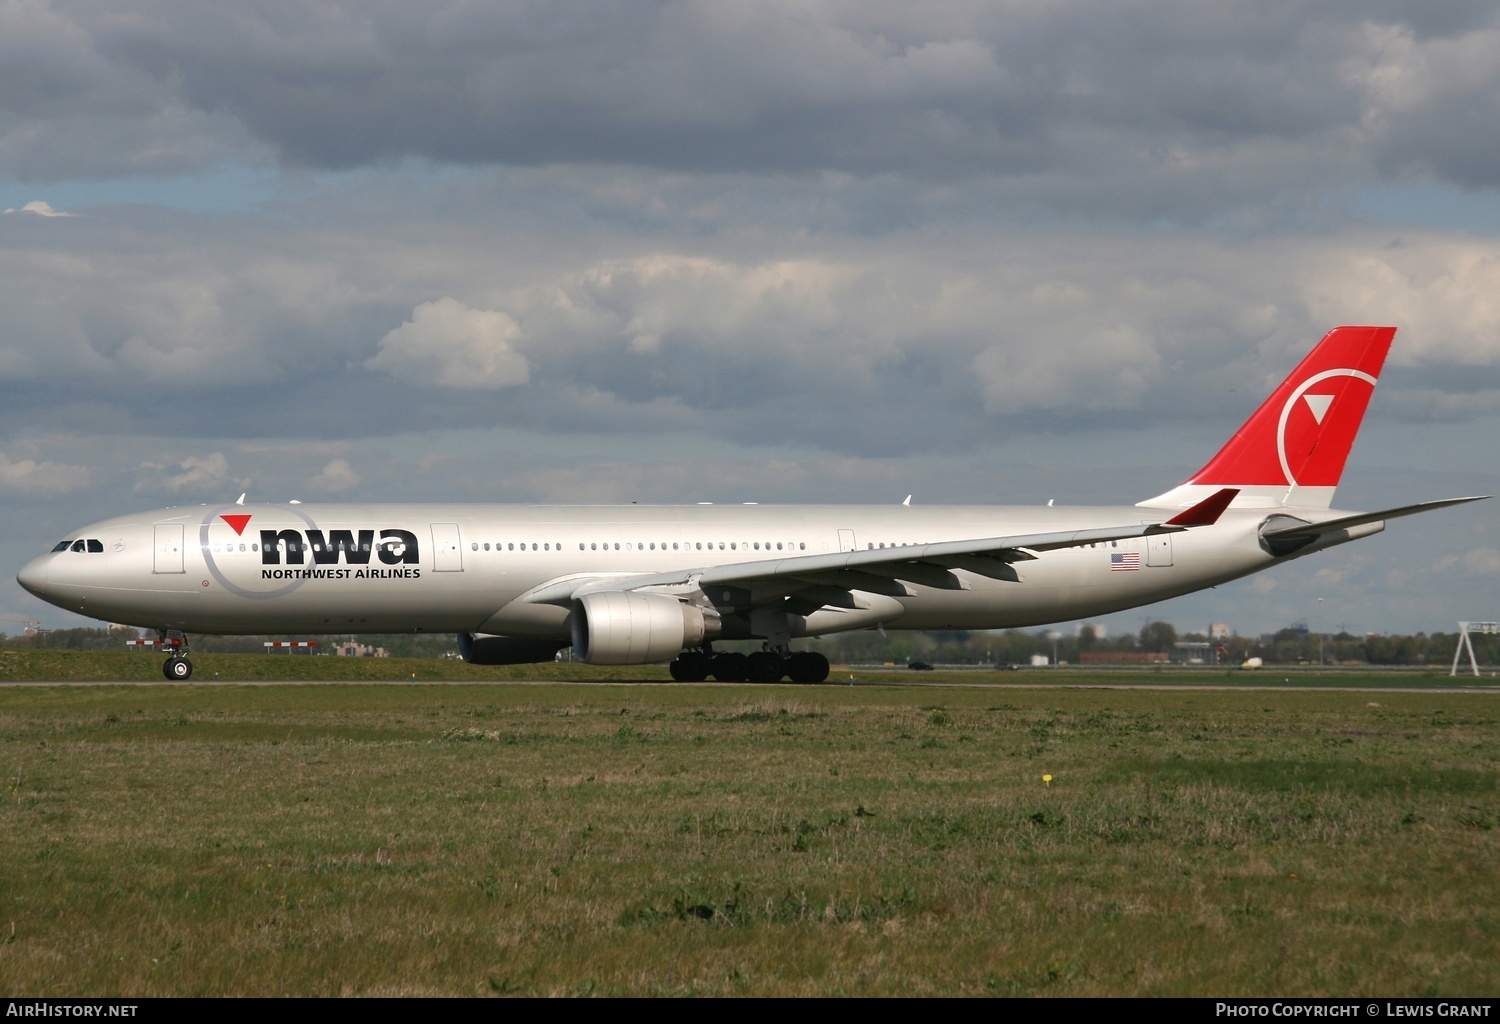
259 528 420 566
257 528 423 581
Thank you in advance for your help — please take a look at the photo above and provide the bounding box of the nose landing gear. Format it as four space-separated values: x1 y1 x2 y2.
157 629 193 681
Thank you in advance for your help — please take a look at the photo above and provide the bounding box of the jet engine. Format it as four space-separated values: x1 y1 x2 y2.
570 592 715 664
458 632 570 665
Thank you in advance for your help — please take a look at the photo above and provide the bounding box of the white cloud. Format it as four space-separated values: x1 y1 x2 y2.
135 452 247 496
1460 547 1500 577
974 324 1159 414
2 200 74 217
0 453 90 497
1299 236 1500 367
367 298 529 389
308 457 359 495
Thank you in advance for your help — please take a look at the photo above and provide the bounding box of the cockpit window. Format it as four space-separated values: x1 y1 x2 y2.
52 541 74 552
87 539 104 553
70 540 87 553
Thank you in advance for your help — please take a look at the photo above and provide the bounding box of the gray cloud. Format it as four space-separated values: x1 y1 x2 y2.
0 450 91 497
3 185 1500 461
0 2 1494 202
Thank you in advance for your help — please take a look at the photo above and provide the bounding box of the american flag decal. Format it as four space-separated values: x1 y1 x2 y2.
1110 552 1141 572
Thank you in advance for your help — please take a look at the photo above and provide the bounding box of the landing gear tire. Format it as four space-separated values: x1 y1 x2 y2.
709 652 749 682
747 651 787 683
787 652 830 684
669 652 710 682
164 657 193 681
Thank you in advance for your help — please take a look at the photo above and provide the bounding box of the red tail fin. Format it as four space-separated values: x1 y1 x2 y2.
1140 326 1396 509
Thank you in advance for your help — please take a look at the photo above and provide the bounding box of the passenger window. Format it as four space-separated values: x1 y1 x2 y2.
472 543 479 551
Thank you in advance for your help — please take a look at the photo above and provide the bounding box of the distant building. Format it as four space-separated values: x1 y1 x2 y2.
331 641 389 658
1209 622 1232 639
1174 641 1212 664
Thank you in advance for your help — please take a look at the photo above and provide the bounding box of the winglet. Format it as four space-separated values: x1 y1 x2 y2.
1164 487 1239 527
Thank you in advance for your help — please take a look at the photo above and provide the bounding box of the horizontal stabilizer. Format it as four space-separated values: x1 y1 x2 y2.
1261 496 1490 540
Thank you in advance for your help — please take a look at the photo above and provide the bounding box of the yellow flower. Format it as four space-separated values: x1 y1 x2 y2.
1042 774 1053 786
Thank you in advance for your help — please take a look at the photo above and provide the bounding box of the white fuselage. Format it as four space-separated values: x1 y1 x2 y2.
18 500 1356 639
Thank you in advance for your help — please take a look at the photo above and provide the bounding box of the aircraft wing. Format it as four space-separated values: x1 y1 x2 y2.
524 517 1203 608
519 488 1240 615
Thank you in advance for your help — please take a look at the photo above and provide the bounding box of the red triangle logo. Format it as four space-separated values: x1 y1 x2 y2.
221 514 252 536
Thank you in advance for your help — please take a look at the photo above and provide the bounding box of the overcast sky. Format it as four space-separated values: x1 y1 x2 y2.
3 1 1497 640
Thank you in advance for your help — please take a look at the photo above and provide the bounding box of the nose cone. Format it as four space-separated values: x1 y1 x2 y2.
16 557 49 599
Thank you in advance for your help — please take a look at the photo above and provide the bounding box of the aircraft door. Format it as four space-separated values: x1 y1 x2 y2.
153 524 185 574
838 529 857 552
1146 533 1173 567
431 523 464 572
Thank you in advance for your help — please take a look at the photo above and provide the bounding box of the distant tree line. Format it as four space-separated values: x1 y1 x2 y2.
3 622 1495 667
799 621 1499 668
0 628 459 659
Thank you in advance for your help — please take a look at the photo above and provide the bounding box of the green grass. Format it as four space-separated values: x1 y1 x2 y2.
2 648 1492 686
1 683 1496 995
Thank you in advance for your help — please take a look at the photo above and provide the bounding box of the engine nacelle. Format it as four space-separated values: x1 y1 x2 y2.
458 632 569 665
570 592 712 665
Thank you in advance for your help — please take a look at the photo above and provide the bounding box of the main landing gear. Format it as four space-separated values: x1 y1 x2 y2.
668 647 830 684
158 629 193 681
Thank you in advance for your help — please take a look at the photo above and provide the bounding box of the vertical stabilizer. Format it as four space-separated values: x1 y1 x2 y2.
1138 326 1396 509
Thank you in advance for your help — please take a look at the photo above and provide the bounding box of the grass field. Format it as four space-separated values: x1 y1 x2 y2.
1 678 1497 996
2 647 1494 686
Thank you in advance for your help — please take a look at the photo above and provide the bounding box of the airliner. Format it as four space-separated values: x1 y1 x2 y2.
15 326 1484 683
